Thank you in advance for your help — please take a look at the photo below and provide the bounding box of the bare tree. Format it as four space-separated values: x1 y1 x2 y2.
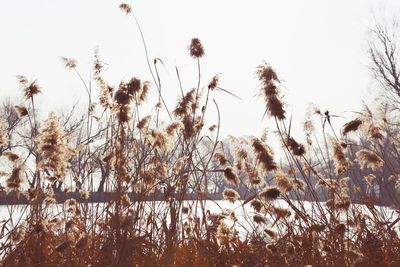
369 19 400 110
0 98 22 153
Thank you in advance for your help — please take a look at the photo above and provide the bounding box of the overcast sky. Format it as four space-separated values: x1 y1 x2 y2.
1 0 399 153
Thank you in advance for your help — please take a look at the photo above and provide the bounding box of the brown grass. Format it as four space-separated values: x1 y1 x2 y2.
0 3 400 266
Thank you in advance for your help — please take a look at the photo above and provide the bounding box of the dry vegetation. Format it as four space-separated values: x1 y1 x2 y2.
0 3 400 266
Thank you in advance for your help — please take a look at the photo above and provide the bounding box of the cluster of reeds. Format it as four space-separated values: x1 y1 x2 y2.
0 3 399 266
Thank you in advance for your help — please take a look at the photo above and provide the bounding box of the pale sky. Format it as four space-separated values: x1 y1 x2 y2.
1 0 399 153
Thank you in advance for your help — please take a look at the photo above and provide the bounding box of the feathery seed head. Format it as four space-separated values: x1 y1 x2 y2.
367 124 384 141
222 188 240 203
137 81 150 104
14 105 28 117
36 112 74 181
256 64 286 120
80 189 90 200
188 38 205 58
119 3 132 14
256 64 279 83
292 178 306 190
214 152 228 165
250 199 262 212
251 138 277 172
208 74 219 90
260 186 280 200
6 164 26 192
355 149 383 171
174 89 196 118
60 57 77 70
253 214 267 224
275 170 293 192
342 118 363 136
2 151 19 162
126 77 141 95
332 140 349 175
146 129 172 151
209 124 217 132
286 136 305 157
137 116 151 130
114 83 131 106
223 166 240 186
166 121 183 135
17 75 41 99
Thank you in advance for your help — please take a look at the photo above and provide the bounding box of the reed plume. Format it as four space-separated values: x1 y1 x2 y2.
119 3 132 14
60 57 77 70
36 112 74 181
188 38 205 58
251 138 277 172
14 105 28 117
342 118 362 136
331 139 349 175
6 164 26 193
222 188 240 203
17 75 41 100
223 166 240 186
355 149 384 171
260 186 280 200
257 63 285 120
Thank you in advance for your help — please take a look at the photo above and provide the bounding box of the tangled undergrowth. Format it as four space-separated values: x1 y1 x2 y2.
0 3 400 267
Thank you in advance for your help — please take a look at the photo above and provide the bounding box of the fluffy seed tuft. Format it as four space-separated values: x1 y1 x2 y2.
223 167 240 186
188 38 205 58
342 118 362 136
251 138 277 172
222 188 240 203
260 186 280 200
355 149 383 171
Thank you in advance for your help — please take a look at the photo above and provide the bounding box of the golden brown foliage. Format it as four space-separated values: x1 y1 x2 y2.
1 8 400 267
